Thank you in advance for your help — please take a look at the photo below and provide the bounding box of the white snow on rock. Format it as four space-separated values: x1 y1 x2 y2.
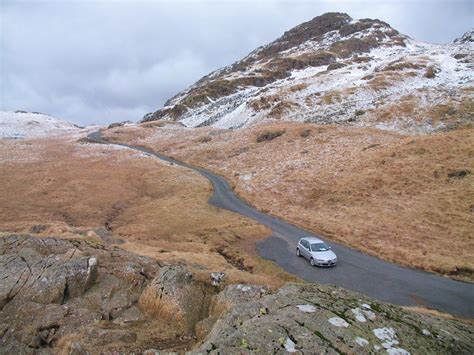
422 329 431 336
284 337 296 352
236 284 252 292
351 308 367 322
373 327 397 342
296 304 317 313
87 257 97 267
0 111 80 139
328 317 349 328
387 348 411 355
355 336 369 347
373 327 408 352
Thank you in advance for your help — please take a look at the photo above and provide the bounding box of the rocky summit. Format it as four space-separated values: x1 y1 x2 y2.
1 234 472 354
143 12 473 133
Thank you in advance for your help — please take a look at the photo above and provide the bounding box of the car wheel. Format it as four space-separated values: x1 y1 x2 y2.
296 248 300 257
310 258 316 266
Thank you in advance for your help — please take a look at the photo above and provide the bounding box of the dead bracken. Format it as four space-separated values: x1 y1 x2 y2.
102 122 474 282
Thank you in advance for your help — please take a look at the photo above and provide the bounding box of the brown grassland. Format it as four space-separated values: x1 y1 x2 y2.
0 133 296 290
103 121 474 282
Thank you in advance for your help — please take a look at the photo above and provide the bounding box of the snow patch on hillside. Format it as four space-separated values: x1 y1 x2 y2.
0 111 81 139
187 38 473 132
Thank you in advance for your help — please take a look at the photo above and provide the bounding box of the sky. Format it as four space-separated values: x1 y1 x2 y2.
1 0 473 126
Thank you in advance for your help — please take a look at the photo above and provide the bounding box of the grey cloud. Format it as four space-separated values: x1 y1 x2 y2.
1 0 472 125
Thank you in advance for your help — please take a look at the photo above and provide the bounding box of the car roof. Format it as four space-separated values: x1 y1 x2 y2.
300 237 325 244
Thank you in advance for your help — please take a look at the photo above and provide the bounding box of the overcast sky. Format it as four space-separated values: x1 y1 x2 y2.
1 0 472 125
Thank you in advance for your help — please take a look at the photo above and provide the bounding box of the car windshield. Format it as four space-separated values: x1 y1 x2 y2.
311 243 330 252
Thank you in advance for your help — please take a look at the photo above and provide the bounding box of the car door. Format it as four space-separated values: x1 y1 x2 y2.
298 240 306 259
301 240 310 259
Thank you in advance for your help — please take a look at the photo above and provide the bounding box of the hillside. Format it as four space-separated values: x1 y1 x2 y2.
0 110 81 139
1 7 473 354
103 121 474 282
143 13 473 133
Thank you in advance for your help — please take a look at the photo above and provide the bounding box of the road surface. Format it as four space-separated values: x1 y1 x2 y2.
88 131 474 318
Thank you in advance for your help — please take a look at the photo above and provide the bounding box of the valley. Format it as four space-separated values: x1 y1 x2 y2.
1 9 473 354
102 121 474 283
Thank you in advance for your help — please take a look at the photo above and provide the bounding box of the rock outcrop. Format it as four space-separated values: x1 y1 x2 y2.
454 29 474 44
1 234 473 353
197 283 474 354
0 234 160 353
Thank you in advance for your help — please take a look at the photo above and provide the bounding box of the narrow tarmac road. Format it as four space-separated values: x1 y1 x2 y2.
89 131 474 318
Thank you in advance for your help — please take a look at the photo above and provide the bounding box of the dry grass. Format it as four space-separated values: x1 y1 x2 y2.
103 122 474 282
365 94 473 129
249 94 280 112
320 87 357 104
139 287 187 324
424 66 436 78
403 306 474 325
288 83 309 92
380 60 426 72
56 318 195 354
268 100 299 119
371 95 419 122
0 133 296 290
367 73 393 91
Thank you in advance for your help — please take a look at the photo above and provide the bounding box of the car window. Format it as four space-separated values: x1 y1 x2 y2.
303 240 309 249
311 243 330 252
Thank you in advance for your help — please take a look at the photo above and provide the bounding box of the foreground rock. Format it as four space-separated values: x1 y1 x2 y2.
1 234 472 353
197 283 474 354
0 234 176 353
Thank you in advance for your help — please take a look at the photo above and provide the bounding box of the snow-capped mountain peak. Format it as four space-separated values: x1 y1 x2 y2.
454 29 474 44
143 13 473 133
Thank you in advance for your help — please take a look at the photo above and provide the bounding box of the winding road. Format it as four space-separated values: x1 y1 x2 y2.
89 131 474 318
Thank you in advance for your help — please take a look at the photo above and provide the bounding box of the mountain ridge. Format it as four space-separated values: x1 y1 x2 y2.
143 12 473 133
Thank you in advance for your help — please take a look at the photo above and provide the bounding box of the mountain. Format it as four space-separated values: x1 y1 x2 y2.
143 13 473 132
454 29 474 44
0 110 81 139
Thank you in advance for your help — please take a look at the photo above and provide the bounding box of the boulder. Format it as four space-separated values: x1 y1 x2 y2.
1 251 97 306
0 234 160 353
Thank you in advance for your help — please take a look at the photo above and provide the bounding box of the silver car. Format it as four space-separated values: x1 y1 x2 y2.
296 237 337 267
